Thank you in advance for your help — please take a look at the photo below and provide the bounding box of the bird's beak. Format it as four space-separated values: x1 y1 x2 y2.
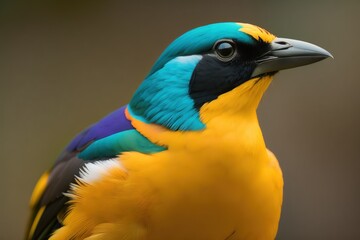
251 37 333 78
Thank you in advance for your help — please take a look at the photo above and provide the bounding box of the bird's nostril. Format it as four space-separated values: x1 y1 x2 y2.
273 40 292 50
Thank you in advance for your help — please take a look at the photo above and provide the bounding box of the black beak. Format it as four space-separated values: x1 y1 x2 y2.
251 37 333 78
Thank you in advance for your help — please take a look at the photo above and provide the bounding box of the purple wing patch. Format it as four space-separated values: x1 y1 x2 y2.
31 105 134 240
66 105 133 152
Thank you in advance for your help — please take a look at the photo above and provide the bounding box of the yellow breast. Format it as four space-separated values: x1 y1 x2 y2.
122 127 283 240
127 109 282 240
52 77 283 240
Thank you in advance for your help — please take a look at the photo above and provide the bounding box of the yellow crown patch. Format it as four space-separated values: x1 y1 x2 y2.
238 23 276 43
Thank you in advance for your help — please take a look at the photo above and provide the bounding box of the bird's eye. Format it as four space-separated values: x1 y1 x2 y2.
214 40 236 61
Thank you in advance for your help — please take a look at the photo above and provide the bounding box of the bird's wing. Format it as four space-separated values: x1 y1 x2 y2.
26 105 165 240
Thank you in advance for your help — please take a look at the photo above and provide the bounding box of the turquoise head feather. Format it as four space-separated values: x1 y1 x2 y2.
128 22 271 131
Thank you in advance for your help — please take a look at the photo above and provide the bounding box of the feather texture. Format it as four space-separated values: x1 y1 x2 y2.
26 106 165 240
129 55 205 131
149 22 254 75
78 129 166 160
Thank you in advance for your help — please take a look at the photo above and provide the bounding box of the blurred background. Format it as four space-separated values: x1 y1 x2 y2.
1 0 359 239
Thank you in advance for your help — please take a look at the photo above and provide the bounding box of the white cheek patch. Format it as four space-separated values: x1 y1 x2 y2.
78 158 126 184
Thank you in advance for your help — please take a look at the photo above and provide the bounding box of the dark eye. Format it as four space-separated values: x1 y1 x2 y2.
214 40 236 61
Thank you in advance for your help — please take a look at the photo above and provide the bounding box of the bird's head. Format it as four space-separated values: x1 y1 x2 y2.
128 22 332 131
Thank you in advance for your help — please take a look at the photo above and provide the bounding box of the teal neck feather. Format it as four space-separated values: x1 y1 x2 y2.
129 55 205 131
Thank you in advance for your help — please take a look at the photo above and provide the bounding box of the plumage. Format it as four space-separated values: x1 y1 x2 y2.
78 130 165 160
66 105 133 153
27 106 165 240
130 55 204 131
26 22 331 240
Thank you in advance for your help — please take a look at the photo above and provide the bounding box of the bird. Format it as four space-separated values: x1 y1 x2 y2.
26 22 332 240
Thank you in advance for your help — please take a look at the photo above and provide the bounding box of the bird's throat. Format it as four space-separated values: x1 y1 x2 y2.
199 76 273 122
126 76 272 156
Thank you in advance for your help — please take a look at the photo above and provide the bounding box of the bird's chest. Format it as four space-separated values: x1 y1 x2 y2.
139 147 283 240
